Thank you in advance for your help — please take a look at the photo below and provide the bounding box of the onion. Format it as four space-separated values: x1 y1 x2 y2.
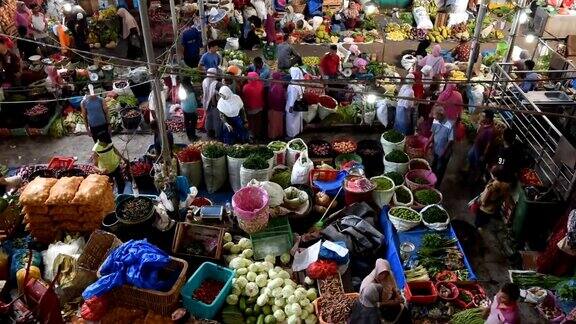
315 192 331 207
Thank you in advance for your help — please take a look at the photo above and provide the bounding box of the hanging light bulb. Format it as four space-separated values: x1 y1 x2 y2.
63 3 72 12
364 2 377 15
525 33 536 43
178 85 187 100
366 94 376 104
519 11 528 24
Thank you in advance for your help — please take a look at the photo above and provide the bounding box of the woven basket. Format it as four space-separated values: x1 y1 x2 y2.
0 199 22 241
103 256 189 315
238 208 270 234
58 230 122 303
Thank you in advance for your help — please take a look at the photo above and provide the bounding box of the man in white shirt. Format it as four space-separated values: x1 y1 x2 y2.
30 4 47 55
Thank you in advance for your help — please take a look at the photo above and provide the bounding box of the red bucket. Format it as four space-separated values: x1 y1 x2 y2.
343 176 375 205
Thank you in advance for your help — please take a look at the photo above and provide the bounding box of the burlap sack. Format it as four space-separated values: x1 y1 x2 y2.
20 177 58 206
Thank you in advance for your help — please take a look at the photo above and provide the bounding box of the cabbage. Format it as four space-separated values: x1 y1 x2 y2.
299 298 310 307
248 263 259 273
284 279 297 288
248 180 285 207
232 285 242 296
274 309 286 321
239 237 253 249
245 282 259 297
262 261 274 271
304 314 318 324
278 270 291 280
280 253 291 264
223 242 234 251
272 287 283 298
306 288 317 301
256 274 268 287
294 289 305 301
269 269 279 280
265 255 276 264
257 294 269 306
274 297 285 307
282 285 295 298
290 303 302 316
272 305 281 313
236 276 248 288
287 315 301 324
305 303 314 314
229 256 247 269
237 267 248 276
242 249 254 259
265 314 276 324
223 232 232 242
230 244 241 254
268 278 284 289
287 295 298 304
304 276 314 285
226 294 238 305
301 310 309 319
247 271 257 282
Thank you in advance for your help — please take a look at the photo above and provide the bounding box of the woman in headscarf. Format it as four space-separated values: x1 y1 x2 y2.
268 71 286 139
418 44 446 78
242 71 265 140
415 39 431 60
438 83 463 124
286 67 304 138
15 2 31 36
117 7 141 60
348 259 403 324
217 86 249 144
394 74 415 135
202 68 221 138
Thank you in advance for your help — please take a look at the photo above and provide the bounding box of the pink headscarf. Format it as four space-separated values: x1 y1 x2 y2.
419 44 446 77
45 66 64 86
439 83 463 121
432 44 442 57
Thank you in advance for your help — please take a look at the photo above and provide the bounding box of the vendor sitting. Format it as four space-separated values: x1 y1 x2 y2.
519 59 539 92
348 259 404 324
343 1 361 29
320 45 341 79
0 36 22 86
331 14 346 33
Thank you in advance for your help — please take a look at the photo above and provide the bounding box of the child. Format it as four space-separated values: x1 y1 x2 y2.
484 283 520 324
92 132 128 194
474 165 512 229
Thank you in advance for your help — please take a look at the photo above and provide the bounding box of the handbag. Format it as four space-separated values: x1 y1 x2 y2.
292 95 308 112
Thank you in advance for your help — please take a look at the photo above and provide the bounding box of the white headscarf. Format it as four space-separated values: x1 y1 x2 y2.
289 67 304 94
217 86 243 117
397 74 415 109
359 259 393 307
202 68 219 109
117 7 139 39
286 67 304 111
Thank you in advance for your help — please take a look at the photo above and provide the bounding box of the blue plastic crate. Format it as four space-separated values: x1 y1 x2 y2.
181 262 234 319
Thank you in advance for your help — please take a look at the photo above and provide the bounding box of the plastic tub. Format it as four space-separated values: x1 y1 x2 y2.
120 107 142 130
405 169 437 191
251 217 293 260
436 281 459 301
313 293 359 324
181 262 234 319
405 281 438 304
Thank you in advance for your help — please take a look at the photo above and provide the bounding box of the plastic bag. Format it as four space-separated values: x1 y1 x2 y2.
202 154 227 193
291 152 314 185
307 260 338 279
447 12 469 26
303 104 318 123
401 55 417 71
42 237 85 281
413 6 433 30
318 241 349 265
376 99 389 127
248 179 285 207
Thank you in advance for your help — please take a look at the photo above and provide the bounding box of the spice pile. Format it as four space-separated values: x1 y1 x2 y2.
19 175 115 242
193 279 225 304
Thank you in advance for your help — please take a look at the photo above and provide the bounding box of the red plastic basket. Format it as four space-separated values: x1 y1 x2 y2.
48 156 75 170
405 281 438 304
196 108 206 130
309 169 339 186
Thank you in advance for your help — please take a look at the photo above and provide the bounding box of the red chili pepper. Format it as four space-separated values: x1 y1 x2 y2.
192 279 225 304
177 148 201 163
130 161 152 177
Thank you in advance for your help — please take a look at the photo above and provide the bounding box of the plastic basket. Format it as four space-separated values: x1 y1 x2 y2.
48 156 75 170
59 230 122 302
181 262 234 320
310 170 346 196
405 281 438 304
312 293 359 324
104 256 188 315
171 222 224 259
436 281 459 301
405 169 437 191
251 217 293 260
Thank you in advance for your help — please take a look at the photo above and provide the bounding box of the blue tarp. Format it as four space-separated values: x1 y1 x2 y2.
379 206 477 290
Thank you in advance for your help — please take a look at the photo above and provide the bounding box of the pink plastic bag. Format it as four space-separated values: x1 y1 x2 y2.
232 186 269 221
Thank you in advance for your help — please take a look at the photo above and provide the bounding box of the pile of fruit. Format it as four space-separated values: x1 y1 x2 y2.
315 28 338 44
414 0 438 18
222 50 250 66
449 70 466 81
451 22 470 39
385 23 412 42
426 26 451 43
408 28 428 41
302 57 320 66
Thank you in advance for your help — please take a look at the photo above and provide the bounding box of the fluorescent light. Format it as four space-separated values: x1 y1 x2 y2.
366 94 376 104
525 33 535 43
178 85 187 100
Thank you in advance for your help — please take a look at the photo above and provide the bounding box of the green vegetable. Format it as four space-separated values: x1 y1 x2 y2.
385 172 403 186
288 139 306 151
421 233 457 250
116 94 138 107
373 177 393 190
389 207 420 221
399 12 414 25
510 271 565 289
414 189 441 205
243 155 269 170
413 177 429 185
385 150 409 163
395 187 412 204
202 144 227 158
252 146 274 160
422 205 448 224
0 164 7 177
450 308 484 324
268 141 287 152
557 280 576 300
270 169 291 188
227 145 253 158
49 117 67 138
382 130 405 143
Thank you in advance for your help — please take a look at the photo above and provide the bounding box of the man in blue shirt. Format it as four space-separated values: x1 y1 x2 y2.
427 107 454 188
246 56 271 82
180 24 203 68
519 59 539 92
199 40 221 71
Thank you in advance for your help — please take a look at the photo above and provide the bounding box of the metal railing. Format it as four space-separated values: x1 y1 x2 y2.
487 63 576 200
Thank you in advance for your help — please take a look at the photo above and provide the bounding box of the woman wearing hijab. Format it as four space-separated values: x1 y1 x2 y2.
15 2 31 36
415 39 431 59
418 44 446 78
242 71 265 139
202 68 222 138
217 86 249 144
438 83 463 124
348 259 403 324
268 71 286 139
117 7 141 60
286 67 304 138
394 74 415 135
